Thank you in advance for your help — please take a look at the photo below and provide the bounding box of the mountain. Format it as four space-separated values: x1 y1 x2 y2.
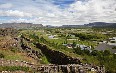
0 23 43 29
60 22 116 28
84 22 116 28
60 25 84 28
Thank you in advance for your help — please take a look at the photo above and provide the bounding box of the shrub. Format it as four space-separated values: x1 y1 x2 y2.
91 50 99 56
103 50 110 56
0 53 4 58
112 46 116 49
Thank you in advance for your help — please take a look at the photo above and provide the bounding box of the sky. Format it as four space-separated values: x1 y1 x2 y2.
0 0 116 26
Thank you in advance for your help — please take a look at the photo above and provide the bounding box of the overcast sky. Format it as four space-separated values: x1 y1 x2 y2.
0 0 116 26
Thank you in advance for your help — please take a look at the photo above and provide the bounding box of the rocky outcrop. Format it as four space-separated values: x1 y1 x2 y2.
0 37 19 49
19 36 105 73
20 35 81 65
0 28 17 36
35 43 81 65
36 64 105 73
0 59 36 69
0 59 105 73
21 43 43 61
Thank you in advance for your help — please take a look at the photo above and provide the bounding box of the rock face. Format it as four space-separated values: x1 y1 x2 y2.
36 64 105 73
0 28 17 36
21 43 43 61
20 35 81 65
0 36 19 49
35 43 81 65
0 59 105 73
19 36 105 73
0 59 36 69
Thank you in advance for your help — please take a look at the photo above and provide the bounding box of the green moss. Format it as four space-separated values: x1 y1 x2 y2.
40 56 49 64
0 66 30 72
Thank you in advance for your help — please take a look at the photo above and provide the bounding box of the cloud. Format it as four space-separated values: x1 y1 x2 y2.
0 10 32 17
68 0 116 23
0 3 13 9
0 0 116 25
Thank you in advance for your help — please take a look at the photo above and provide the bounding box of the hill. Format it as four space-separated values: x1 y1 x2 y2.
85 22 116 28
0 23 43 29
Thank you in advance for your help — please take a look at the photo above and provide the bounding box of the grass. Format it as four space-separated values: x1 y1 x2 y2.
7 28 116 73
20 30 90 59
23 39 42 53
40 56 50 64
0 66 31 72
0 48 38 64
82 55 100 65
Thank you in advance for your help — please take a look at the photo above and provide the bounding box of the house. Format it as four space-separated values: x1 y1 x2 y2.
63 43 92 52
95 43 116 54
67 44 73 48
79 45 92 52
113 37 116 40
48 35 55 39
48 35 58 39
107 37 116 46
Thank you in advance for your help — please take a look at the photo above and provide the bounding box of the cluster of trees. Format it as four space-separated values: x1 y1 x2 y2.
23 33 116 72
39 36 67 50
74 47 116 72
74 46 116 59
29 34 39 42
73 47 90 55
112 46 116 49
28 34 72 52
72 33 100 40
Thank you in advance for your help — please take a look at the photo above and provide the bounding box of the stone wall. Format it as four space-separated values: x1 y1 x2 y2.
19 36 105 73
20 36 81 65
0 59 36 69
35 43 81 65
21 43 43 62
36 64 105 73
0 59 105 73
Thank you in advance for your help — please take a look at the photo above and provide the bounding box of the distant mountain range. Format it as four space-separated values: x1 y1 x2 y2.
84 22 116 28
61 22 116 28
0 23 43 29
0 22 116 29
60 25 84 28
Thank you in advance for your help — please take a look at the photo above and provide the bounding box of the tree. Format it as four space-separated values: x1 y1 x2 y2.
83 49 90 55
112 46 116 49
74 47 82 55
0 53 4 58
72 41 76 48
113 54 116 59
103 50 110 56
91 50 99 56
